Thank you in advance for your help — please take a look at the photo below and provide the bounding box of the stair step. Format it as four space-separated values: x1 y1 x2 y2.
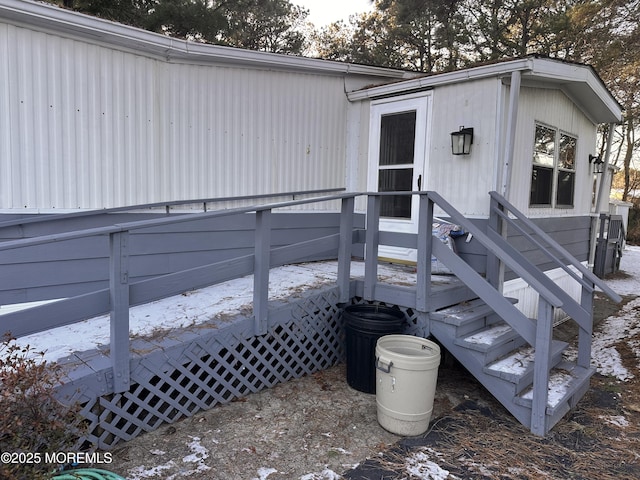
454 322 527 362
484 340 568 393
514 361 595 416
430 297 518 336
430 297 518 325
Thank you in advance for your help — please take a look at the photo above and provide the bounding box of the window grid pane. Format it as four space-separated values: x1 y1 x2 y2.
530 165 553 206
559 134 576 170
378 168 413 218
556 171 575 207
533 125 556 167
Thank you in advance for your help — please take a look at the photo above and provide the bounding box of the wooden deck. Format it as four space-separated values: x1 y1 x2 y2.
0 190 621 444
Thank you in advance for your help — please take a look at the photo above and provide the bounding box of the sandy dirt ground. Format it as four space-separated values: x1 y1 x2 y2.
102 290 640 480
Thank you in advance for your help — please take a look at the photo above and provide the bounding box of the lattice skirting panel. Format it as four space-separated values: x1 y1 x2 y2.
64 286 345 450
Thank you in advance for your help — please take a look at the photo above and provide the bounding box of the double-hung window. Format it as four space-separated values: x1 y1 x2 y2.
529 124 576 208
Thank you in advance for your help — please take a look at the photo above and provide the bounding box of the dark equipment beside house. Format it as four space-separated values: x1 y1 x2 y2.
594 214 625 278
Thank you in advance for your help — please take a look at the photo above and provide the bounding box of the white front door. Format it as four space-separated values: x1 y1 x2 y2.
368 93 431 262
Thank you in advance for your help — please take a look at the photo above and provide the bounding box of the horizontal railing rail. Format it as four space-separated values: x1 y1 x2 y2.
1 191 358 393
488 191 621 303
0 188 346 230
0 192 354 253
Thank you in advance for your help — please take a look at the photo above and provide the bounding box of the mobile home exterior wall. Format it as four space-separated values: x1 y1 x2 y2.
0 2 407 211
509 86 599 217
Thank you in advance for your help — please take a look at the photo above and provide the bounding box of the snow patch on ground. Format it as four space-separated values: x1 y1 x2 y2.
600 415 630 428
299 468 342 480
589 296 640 381
600 245 640 296
251 467 278 480
127 436 211 480
564 247 640 382
405 448 454 479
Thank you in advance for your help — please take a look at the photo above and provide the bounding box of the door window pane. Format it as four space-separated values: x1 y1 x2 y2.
379 168 413 218
379 112 416 166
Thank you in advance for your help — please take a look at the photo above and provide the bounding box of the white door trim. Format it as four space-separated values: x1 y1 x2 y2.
367 92 432 262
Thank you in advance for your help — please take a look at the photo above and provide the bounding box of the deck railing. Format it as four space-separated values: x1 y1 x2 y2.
486 191 621 433
0 190 622 425
0 188 346 229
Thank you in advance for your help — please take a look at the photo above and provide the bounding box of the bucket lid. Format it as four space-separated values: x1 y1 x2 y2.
376 335 441 370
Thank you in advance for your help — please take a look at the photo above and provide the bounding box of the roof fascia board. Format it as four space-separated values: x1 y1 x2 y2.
0 0 409 79
527 57 623 122
349 56 622 124
347 58 534 101
510 77 622 124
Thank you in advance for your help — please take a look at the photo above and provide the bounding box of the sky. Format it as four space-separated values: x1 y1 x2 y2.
294 0 375 27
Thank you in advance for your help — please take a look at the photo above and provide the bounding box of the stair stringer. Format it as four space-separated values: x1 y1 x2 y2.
429 319 534 429
429 303 596 436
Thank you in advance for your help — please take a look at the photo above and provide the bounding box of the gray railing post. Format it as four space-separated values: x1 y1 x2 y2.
254 209 272 335
577 278 594 368
337 196 355 304
416 193 433 312
110 230 130 394
364 195 380 301
531 296 553 435
487 194 504 291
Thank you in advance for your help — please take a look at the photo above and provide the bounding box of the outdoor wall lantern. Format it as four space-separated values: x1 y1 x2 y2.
451 127 474 155
589 154 605 174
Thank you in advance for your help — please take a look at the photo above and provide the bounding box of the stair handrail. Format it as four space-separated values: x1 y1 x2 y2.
422 191 558 435
425 191 563 308
490 206 594 291
424 191 608 435
488 191 621 303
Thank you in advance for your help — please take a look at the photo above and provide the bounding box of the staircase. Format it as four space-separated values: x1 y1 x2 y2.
421 191 621 436
429 297 594 434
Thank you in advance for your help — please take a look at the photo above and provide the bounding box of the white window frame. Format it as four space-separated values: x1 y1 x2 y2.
529 123 577 209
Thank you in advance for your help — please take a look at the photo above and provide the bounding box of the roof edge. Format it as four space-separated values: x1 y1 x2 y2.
0 0 411 79
348 56 623 124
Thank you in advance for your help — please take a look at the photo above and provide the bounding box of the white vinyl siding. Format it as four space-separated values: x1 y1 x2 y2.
0 22 352 210
508 87 597 217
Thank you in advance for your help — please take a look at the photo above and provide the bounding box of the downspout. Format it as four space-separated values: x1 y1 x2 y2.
493 70 522 293
501 70 522 198
588 122 616 267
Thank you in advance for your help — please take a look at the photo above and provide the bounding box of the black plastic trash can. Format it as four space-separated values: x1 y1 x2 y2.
343 304 406 393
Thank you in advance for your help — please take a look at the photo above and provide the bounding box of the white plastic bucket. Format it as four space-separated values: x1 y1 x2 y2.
375 335 441 436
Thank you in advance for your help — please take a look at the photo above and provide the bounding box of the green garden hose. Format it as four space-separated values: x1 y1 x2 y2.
50 468 126 480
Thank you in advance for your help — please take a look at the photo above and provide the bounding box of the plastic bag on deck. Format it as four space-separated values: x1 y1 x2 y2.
431 222 465 274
